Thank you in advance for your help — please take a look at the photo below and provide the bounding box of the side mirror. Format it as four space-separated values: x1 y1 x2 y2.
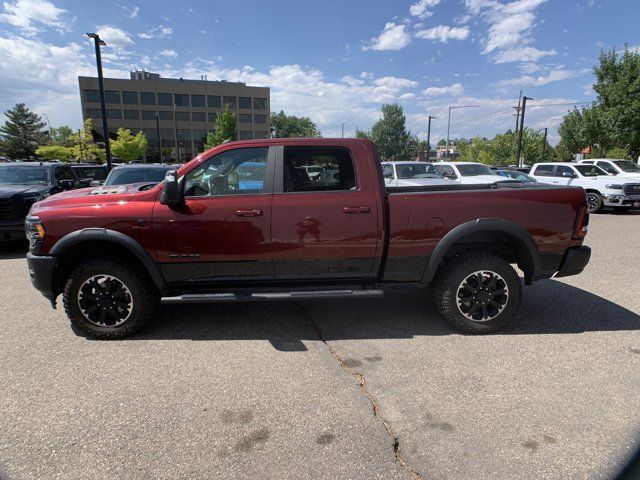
90 180 103 187
79 178 92 187
159 170 183 207
59 179 75 189
444 173 457 180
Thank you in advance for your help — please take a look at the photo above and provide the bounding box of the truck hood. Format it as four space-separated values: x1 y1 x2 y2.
0 184 50 199
31 183 154 211
582 176 639 186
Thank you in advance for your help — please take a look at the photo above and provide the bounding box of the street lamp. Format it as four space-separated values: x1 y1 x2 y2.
41 113 52 140
341 120 351 138
516 96 533 167
446 105 479 158
86 33 112 171
426 115 436 161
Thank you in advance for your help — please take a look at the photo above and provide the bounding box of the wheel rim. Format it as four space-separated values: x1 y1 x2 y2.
456 270 509 322
587 194 598 212
77 275 133 327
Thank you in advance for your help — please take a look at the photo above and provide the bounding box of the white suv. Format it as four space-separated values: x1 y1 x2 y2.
578 158 640 179
381 161 456 187
530 162 640 212
430 162 506 184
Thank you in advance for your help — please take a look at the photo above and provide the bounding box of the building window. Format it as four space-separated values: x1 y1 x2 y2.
238 97 251 109
161 128 175 147
191 95 205 107
208 112 217 123
192 112 206 122
142 129 158 147
207 95 221 108
254 114 267 124
140 92 155 105
239 130 253 140
175 94 189 107
107 109 122 119
157 93 172 105
141 111 156 120
193 129 207 153
175 111 189 121
105 91 121 104
86 108 101 118
238 114 252 124
84 90 100 103
123 91 139 104
124 110 139 120
254 131 269 139
159 111 173 121
223 96 237 108
253 98 267 110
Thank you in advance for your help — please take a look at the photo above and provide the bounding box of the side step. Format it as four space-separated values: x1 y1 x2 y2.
161 289 384 304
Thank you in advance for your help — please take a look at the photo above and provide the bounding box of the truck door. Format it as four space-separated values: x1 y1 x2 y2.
270 145 380 280
152 146 275 284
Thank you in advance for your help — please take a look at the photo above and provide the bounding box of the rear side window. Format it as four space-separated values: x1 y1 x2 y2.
282 147 356 193
554 165 575 177
533 165 554 176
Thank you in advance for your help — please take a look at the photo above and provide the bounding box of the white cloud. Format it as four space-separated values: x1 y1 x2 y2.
493 46 556 63
409 0 441 19
0 0 67 35
415 25 470 42
129 6 139 19
138 25 173 40
423 83 464 96
373 76 418 89
496 68 579 87
96 25 134 49
159 48 178 58
363 22 411 51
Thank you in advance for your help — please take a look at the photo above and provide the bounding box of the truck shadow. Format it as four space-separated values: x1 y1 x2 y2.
0 241 27 260
137 280 640 349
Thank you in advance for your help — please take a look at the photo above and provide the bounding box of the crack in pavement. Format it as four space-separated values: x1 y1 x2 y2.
294 302 422 480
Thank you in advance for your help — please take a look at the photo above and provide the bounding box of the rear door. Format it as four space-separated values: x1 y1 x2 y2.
270 145 380 280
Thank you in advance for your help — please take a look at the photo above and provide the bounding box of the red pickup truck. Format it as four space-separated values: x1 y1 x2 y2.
25 138 591 339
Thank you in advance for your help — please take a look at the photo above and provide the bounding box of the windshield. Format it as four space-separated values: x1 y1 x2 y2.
0 166 49 185
396 164 432 179
457 164 494 176
613 160 640 172
574 165 606 177
104 167 171 186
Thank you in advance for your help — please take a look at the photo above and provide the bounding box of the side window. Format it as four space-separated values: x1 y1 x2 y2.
382 164 394 179
533 165 554 176
282 147 356 193
596 161 617 174
441 165 457 178
555 165 576 177
55 166 76 182
183 147 268 197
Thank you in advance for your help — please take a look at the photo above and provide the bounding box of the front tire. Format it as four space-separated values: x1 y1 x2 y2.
63 258 158 339
586 192 603 213
433 253 522 334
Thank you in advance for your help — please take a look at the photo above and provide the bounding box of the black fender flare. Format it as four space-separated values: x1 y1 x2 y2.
421 218 541 285
49 228 168 293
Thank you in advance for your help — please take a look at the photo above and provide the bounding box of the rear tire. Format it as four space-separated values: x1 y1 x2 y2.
586 192 603 213
63 257 158 339
433 253 522 334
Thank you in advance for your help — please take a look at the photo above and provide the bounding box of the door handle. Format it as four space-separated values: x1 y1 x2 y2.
552 180 560 183
342 206 371 214
235 209 264 217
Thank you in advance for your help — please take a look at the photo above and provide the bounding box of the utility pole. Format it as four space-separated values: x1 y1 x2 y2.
541 127 548 162
445 106 452 159
155 112 162 163
516 96 532 167
341 120 351 138
513 90 522 133
86 33 112 172
173 102 179 162
426 115 436 162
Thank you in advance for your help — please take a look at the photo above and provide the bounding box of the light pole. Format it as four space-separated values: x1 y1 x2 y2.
516 96 533 167
155 112 162 163
41 113 52 140
426 115 436 161
341 120 351 138
86 33 112 172
446 105 479 158
540 127 548 162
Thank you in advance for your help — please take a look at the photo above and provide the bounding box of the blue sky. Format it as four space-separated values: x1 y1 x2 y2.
0 0 637 143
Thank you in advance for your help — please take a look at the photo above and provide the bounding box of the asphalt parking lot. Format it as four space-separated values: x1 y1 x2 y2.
0 211 639 480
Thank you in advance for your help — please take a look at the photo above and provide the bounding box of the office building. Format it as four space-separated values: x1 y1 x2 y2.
78 70 271 161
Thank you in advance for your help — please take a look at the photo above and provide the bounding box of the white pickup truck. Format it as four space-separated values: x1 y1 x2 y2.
429 162 507 185
530 162 640 212
381 161 456 187
578 158 640 179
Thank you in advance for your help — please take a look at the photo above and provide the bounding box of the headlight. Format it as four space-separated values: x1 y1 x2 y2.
25 216 45 248
22 193 48 204
605 184 624 190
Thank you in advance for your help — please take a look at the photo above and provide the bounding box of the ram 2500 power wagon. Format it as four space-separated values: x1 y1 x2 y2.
25 139 591 339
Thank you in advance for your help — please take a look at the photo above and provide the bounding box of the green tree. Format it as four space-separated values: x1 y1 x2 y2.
369 104 419 162
111 128 148 161
270 110 321 138
0 103 46 159
68 119 105 162
204 106 237 148
437 138 446 146
355 128 370 139
50 126 73 146
35 145 73 160
605 146 630 159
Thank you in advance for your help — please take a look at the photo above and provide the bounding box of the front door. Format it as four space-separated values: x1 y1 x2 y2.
152 146 275 285
270 145 380 280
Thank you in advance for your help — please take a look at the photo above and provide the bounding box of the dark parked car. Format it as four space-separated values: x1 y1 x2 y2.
0 162 80 241
70 164 108 186
98 164 176 187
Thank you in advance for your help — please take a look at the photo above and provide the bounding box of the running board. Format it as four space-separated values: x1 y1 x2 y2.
161 289 384 304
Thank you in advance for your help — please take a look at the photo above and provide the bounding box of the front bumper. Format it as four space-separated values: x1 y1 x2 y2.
0 221 26 242
555 246 591 278
603 194 640 207
26 252 58 307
